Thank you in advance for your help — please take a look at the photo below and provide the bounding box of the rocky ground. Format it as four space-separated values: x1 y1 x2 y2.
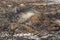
0 0 60 40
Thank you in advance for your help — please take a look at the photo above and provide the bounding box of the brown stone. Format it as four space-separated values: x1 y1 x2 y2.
10 23 18 30
47 27 59 31
28 14 45 25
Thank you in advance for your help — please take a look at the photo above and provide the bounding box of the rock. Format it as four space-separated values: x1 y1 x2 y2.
47 27 60 31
